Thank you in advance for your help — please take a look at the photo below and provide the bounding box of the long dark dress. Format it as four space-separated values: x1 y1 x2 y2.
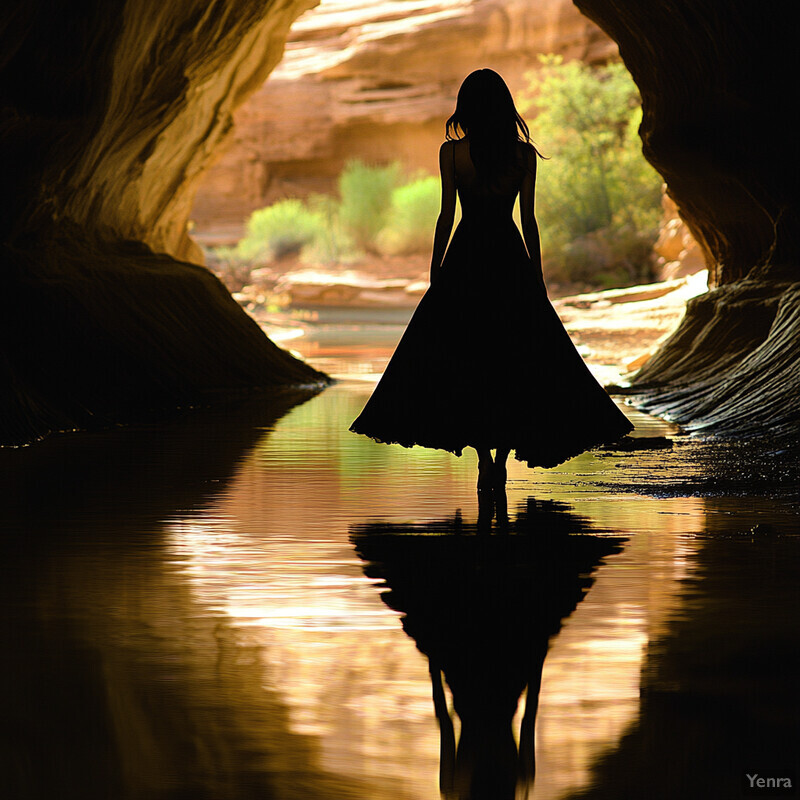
349 142 633 468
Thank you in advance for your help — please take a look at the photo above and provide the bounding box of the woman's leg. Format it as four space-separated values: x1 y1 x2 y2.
494 447 510 488
476 447 494 490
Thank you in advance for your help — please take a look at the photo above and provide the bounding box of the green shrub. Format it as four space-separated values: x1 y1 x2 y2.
522 55 663 285
553 224 656 287
338 160 401 252
237 199 325 261
376 176 440 255
300 194 359 265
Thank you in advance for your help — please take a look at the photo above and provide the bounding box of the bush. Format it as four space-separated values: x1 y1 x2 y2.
238 199 325 261
338 160 401 252
301 193 359 265
522 56 663 285
556 225 656 287
376 176 440 255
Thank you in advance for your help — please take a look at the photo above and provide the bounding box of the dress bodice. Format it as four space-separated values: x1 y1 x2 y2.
453 140 526 222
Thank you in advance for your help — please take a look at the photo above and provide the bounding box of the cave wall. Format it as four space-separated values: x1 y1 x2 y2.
2 0 320 263
575 0 799 439
0 0 327 446
574 0 797 288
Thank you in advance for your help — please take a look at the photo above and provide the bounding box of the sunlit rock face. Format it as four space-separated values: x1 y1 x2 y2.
190 0 617 237
576 0 799 439
0 0 326 445
2 0 797 445
654 192 705 282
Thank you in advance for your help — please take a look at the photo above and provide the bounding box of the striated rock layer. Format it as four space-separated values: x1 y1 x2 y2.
576 0 799 440
632 281 800 438
190 0 617 238
0 0 327 446
2 0 798 445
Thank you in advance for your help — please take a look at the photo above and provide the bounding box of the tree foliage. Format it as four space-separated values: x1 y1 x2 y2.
523 56 663 285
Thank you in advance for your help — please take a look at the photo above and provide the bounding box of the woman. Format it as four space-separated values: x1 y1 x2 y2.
350 69 632 489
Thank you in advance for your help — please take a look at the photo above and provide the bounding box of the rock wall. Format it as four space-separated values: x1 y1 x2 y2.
1 0 797 444
575 0 796 289
190 0 617 241
575 0 799 440
654 191 706 282
0 0 327 446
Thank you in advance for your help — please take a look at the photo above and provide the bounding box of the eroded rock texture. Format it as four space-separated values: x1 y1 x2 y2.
191 0 617 239
1 0 326 445
1 0 797 445
576 0 799 439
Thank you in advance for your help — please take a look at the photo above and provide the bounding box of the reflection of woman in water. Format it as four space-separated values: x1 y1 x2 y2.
351 499 625 800
350 69 632 489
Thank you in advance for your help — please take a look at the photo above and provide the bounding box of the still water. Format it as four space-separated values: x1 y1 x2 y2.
1 315 798 800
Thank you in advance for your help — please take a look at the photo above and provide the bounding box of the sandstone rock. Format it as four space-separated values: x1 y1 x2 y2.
0 0 327 445
632 280 800 438
272 269 422 307
190 0 618 239
654 189 706 281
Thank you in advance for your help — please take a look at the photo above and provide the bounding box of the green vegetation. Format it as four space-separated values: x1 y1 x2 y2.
337 160 401 252
377 176 440 256
216 160 440 271
212 59 662 293
237 198 326 261
522 55 663 286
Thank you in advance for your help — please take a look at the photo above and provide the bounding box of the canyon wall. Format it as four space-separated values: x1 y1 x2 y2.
0 0 327 445
0 0 797 444
190 0 618 242
576 0 799 438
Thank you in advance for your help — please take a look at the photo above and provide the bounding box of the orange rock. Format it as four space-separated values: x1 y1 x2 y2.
190 0 617 240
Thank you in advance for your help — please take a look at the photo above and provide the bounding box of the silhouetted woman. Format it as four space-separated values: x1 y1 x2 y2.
350 69 632 489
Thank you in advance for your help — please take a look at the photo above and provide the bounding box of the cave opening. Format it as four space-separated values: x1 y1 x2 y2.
0 0 797 447
1 4 799 799
186 0 708 427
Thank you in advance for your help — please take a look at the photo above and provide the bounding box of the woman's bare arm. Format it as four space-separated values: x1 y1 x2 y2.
519 144 546 292
429 141 457 283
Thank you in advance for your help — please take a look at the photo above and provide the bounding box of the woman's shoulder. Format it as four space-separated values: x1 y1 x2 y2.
439 138 462 153
516 140 539 171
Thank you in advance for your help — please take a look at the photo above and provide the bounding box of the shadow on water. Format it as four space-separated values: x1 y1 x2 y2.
0 389 372 800
351 494 626 800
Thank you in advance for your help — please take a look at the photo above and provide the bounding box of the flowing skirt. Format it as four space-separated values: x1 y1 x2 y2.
349 216 632 467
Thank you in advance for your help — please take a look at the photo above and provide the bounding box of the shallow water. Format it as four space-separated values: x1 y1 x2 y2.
1 317 798 800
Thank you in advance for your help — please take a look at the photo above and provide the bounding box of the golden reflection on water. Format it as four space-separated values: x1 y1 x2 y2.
4 318 798 800
164 366 705 798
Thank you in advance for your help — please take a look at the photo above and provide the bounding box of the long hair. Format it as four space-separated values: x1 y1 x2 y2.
445 69 544 178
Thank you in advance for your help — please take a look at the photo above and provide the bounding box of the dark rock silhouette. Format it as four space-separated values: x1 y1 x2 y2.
0 1 327 446
576 1 799 438
2 0 798 443
1 234 327 445
351 498 625 799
